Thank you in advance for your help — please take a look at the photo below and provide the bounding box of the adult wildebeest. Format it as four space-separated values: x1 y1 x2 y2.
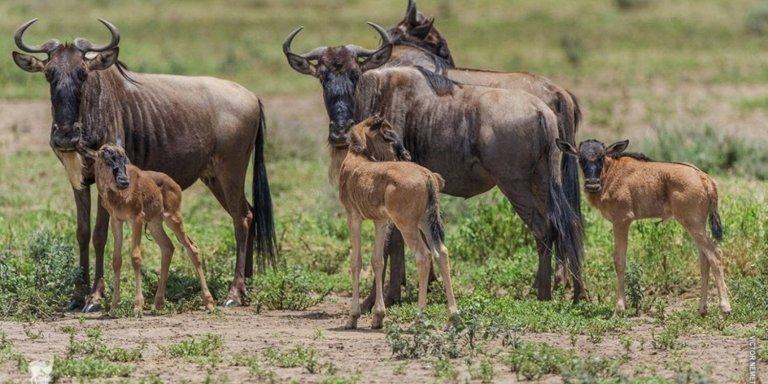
89 143 216 315
339 116 457 329
283 26 585 303
556 138 731 317
12 18 276 310
380 0 584 293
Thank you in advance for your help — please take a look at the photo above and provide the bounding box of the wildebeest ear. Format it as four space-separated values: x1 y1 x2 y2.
286 52 317 77
555 138 578 157
12 52 45 73
409 18 435 39
348 129 367 155
86 48 119 71
606 140 629 155
360 44 393 71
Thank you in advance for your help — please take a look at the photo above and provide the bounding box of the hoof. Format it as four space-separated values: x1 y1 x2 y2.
719 310 731 319
223 299 241 307
344 316 359 329
64 300 84 312
82 303 102 313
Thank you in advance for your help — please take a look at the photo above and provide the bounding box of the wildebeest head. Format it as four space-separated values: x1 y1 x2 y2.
97 143 131 190
556 138 629 193
386 0 454 66
348 116 411 162
283 23 393 147
12 18 120 152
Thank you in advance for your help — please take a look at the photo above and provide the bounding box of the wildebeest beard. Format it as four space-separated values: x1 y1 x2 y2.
322 70 359 146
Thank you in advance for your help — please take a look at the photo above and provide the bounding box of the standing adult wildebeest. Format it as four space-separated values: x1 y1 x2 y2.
12 18 276 310
283 25 585 303
381 0 584 294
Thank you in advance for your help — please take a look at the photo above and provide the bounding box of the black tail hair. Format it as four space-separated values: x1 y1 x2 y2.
425 175 445 247
555 92 583 230
708 181 723 241
252 99 278 272
540 111 585 303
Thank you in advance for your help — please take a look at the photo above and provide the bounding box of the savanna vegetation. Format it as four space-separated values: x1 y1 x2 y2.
1 0 767 382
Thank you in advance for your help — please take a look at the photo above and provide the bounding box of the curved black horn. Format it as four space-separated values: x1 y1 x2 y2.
74 18 120 52
282 26 327 60
348 22 391 57
406 0 419 25
14 18 61 54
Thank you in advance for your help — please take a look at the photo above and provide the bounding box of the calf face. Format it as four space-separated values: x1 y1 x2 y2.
98 144 130 189
349 116 411 162
556 138 629 193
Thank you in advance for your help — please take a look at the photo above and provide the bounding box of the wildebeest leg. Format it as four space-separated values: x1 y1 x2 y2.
683 221 731 317
612 222 630 314
84 201 110 312
130 219 145 316
109 218 122 317
146 220 174 311
245 202 255 279
697 250 710 316
370 221 389 329
399 227 432 314
422 228 458 318
165 212 216 311
345 215 363 329
496 182 553 300
69 187 91 311
202 176 252 307
361 226 405 313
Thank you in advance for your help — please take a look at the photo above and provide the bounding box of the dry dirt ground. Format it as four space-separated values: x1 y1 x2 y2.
1 84 767 383
0 297 763 383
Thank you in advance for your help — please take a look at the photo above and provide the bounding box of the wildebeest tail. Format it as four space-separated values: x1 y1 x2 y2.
556 91 583 231
252 99 279 272
706 177 723 241
425 173 445 247
540 110 585 303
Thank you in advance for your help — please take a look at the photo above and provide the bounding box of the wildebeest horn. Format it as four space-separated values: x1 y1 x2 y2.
406 0 419 25
14 18 61 54
347 22 391 57
74 18 120 52
282 27 327 61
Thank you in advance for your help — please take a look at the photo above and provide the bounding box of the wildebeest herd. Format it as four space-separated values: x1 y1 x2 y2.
10 0 731 327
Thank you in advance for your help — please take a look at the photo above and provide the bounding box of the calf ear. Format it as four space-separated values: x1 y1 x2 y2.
360 44 393 71
12 52 45 73
555 138 578 156
285 52 317 76
86 48 119 71
348 129 367 155
606 140 629 155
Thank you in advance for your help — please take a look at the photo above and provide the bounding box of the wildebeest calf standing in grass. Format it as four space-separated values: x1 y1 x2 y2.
89 143 215 315
557 138 731 317
339 117 457 329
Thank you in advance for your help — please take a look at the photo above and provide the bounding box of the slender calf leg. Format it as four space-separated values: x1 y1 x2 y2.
689 230 731 317
110 218 123 316
435 244 458 318
345 215 363 329
166 213 215 311
371 221 389 329
130 220 145 316
146 220 174 311
400 228 432 313
612 222 630 314
698 251 710 316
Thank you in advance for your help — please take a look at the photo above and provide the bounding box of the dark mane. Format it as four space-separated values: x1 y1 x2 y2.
392 41 451 75
611 152 652 161
414 66 459 96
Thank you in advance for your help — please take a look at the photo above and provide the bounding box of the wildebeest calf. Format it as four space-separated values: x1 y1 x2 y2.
557 138 731 317
90 143 215 315
339 116 458 329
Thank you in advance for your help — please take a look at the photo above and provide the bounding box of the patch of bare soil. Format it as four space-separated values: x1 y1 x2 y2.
0 297 763 383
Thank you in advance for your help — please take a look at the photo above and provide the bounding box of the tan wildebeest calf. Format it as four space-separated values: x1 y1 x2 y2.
556 138 731 317
338 116 458 329
89 143 215 315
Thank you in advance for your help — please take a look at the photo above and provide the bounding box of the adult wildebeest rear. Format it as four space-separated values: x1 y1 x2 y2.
12 18 276 310
283 26 585 302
